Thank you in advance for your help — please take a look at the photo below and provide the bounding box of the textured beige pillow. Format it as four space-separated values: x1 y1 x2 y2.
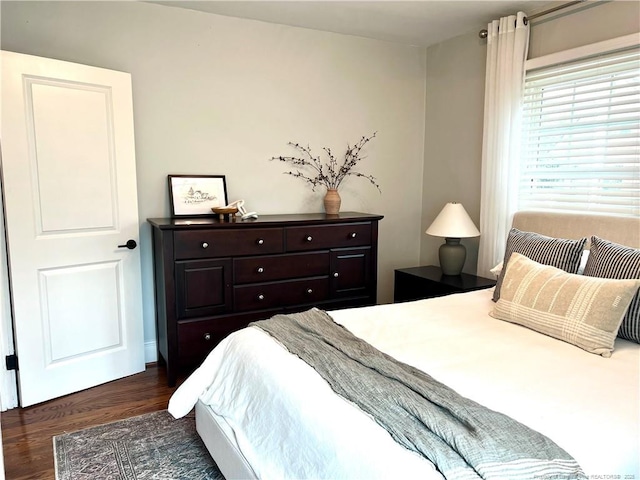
491 253 640 357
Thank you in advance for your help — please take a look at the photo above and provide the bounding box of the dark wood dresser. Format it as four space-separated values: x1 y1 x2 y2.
148 212 383 385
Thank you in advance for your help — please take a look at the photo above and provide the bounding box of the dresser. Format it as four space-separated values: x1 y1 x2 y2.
148 212 383 385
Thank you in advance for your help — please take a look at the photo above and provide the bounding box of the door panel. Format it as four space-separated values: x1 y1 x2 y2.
1 50 144 406
330 248 372 298
40 262 123 362
175 259 233 318
28 79 116 232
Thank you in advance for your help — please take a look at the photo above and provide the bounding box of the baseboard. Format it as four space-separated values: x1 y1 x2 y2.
144 340 157 364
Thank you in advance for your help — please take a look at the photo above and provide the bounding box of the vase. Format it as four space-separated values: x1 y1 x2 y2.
323 188 341 215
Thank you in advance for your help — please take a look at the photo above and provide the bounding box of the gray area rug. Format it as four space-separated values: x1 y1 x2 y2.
53 410 225 480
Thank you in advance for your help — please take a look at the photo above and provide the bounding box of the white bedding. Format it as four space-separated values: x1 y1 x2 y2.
169 288 640 478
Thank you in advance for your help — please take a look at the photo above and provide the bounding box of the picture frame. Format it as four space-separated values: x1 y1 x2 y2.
168 175 229 217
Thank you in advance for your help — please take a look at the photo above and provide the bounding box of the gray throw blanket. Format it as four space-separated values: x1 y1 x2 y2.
251 308 586 480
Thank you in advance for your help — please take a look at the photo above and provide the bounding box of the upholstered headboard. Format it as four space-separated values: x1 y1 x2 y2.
512 211 640 249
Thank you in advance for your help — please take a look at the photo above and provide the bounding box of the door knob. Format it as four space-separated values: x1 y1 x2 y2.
117 239 137 250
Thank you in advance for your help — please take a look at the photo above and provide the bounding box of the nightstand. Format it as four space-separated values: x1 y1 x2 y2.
394 266 496 303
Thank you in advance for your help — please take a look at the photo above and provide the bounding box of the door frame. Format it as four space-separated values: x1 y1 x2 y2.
0 172 19 411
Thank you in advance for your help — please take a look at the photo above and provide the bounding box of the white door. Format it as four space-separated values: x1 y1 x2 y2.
0 51 144 407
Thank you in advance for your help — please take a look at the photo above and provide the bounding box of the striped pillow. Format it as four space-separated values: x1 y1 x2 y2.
583 236 640 344
492 253 640 357
493 229 587 302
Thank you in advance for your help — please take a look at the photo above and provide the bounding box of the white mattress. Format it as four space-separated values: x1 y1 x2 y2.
169 289 640 478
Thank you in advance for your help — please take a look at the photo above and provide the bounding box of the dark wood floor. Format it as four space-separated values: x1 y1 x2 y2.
1 363 181 480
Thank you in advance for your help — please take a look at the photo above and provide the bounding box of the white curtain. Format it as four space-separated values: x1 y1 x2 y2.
477 12 530 278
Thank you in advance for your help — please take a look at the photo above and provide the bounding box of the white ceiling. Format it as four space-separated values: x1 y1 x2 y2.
151 1 556 47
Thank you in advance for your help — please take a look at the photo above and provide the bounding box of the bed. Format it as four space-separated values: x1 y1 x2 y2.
168 211 640 479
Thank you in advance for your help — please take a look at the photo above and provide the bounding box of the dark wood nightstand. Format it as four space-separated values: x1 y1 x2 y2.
394 266 496 303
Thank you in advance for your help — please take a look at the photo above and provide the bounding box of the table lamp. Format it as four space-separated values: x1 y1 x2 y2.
425 202 480 276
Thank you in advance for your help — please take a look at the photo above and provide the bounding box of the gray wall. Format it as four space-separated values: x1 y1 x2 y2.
420 0 640 272
1 0 638 359
421 33 487 271
1 1 427 357
529 0 640 58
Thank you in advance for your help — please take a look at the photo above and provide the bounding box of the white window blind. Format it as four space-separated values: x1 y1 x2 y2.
520 45 640 217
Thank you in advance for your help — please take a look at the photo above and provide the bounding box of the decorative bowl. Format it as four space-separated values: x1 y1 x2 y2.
211 207 238 221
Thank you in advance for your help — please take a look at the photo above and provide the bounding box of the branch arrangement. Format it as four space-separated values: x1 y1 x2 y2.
270 132 381 193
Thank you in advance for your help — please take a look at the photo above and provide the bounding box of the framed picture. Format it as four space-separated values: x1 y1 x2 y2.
168 175 228 217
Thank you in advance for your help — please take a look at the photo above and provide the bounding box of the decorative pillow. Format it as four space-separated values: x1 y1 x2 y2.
583 236 640 344
491 253 640 357
492 229 587 302
491 250 588 279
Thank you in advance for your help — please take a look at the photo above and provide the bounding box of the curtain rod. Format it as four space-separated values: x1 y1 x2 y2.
478 0 586 38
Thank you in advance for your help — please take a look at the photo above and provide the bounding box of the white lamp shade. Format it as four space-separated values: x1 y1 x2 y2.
425 203 480 238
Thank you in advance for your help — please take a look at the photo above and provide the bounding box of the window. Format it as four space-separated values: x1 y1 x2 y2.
520 45 640 216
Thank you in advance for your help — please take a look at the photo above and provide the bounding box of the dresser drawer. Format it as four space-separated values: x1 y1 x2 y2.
285 223 372 252
175 228 284 259
177 309 280 367
234 252 329 284
234 277 329 312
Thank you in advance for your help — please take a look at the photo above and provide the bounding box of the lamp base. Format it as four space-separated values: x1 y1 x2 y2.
439 237 466 276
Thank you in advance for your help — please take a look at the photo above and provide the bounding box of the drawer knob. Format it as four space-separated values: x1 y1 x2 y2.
333 272 339 278
204 333 211 341
257 294 265 301
306 235 313 242
306 288 313 294
257 267 264 273
201 242 209 249
257 238 264 245
350 232 357 238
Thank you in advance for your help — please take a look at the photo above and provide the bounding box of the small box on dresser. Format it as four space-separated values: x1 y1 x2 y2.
148 212 383 386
